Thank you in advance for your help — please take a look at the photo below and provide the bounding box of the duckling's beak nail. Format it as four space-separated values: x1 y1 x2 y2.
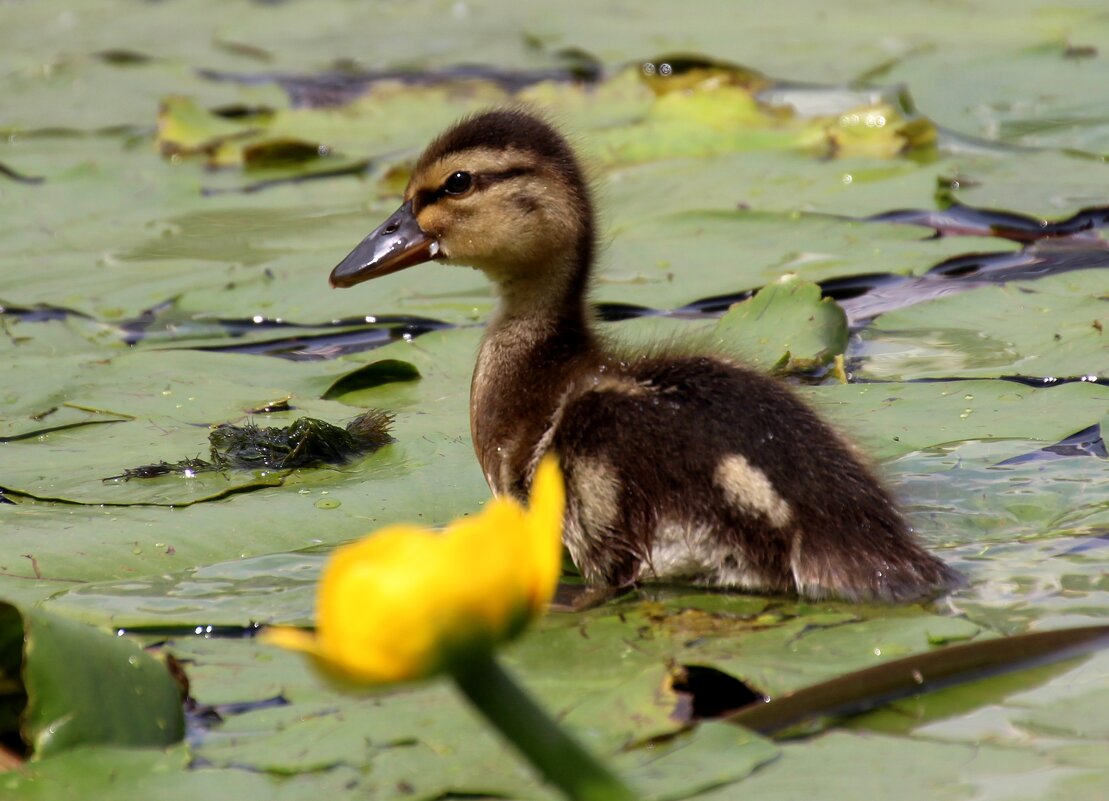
329 201 438 288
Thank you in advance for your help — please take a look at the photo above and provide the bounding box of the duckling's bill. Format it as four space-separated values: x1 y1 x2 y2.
330 200 440 288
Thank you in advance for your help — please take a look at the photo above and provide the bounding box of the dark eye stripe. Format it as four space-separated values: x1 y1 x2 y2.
416 166 532 210
472 166 531 191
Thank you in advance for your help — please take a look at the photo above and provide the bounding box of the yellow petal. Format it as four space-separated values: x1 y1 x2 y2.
524 454 566 612
259 626 321 656
446 498 531 639
318 527 451 682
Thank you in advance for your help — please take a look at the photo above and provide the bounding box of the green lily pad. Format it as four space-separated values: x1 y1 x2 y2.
0 601 184 760
858 269 1108 381
0 406 130 444
681 612 981 696
0 743 368 801
1 369 355 506
0 329 485 593
617 722 780 801
805 379 1109 461
713 277 847 371
935 148 1109 220
599 210 1016 313
691 729 1068 801
728 623 1109 736
44 553 324 629
603 150 947 223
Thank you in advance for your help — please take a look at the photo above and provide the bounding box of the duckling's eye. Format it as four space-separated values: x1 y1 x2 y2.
443 171 473 195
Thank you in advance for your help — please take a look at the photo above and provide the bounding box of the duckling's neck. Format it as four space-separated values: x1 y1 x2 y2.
490 243 591 321
471 252 600 498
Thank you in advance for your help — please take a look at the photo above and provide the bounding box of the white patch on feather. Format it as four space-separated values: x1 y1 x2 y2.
561 456 622 584
591 375 650 397
714 453 792 528
646 520 765 589
572 456 621 533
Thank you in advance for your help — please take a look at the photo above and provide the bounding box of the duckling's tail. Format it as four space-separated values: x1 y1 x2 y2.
791 532 963 603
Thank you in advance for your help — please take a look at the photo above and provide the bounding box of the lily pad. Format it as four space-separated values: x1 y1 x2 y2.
712 277 848 371
0 330 485 592
857 269 1108 381
599 210 1016 314
681 612 982 696
805 379 1109 461
938 148 1109 220
617 722 780 801
0 601 184 760
692 729 1069 801
0 744 363 801
44 553 325 629
727 623 1109 736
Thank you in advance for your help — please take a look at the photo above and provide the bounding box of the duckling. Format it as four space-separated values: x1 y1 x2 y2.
330 108 960 602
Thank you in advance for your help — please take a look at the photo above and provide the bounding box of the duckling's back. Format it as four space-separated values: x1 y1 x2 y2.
547 354 959 602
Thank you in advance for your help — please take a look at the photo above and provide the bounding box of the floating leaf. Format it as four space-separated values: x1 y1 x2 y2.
824 103 937 158
0 601 184 761
0 744 328 801
807 378 1109 461
726 623 1109 736
713 277 848 371
321 359 421 400
616 722 780 801
156 95 256 157
858 269 1109 381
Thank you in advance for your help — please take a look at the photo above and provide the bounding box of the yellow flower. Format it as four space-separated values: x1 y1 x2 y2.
264 455 565 683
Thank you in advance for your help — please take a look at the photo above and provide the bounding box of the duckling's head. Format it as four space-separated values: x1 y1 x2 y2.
331 109 594 303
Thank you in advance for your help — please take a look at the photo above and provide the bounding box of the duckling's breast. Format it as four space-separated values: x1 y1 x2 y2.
470 314 601 499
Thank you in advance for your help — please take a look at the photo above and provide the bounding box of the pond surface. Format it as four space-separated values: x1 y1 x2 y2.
1 1 1107 799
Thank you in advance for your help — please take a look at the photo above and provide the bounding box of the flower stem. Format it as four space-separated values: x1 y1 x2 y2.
451 654 638 801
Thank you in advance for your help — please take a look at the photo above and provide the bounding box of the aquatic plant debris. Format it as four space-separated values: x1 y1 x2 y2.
105 410 393 481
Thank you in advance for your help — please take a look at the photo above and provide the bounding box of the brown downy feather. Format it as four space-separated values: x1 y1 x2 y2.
331 108 962 602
